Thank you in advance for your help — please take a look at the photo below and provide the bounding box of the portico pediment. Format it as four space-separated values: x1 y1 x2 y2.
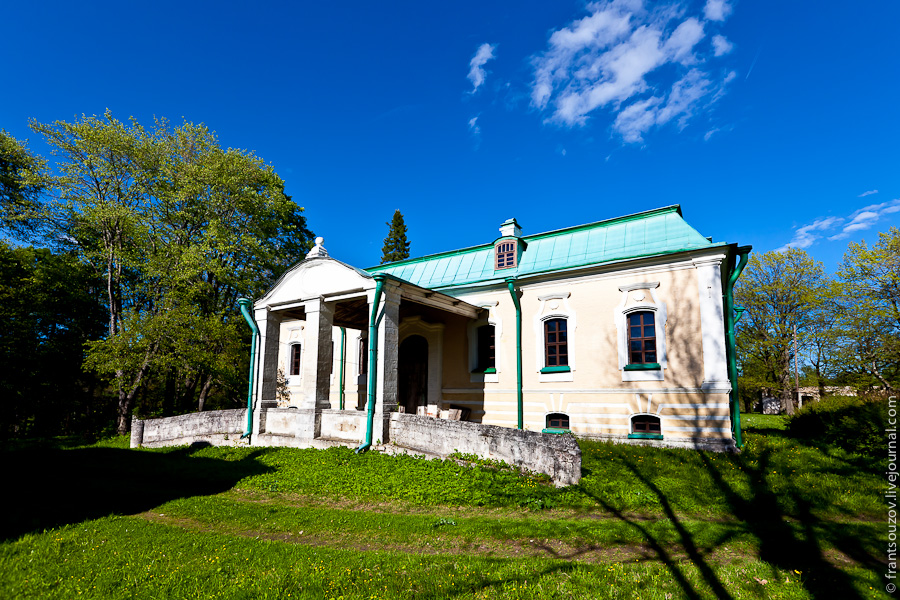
257 257 374 308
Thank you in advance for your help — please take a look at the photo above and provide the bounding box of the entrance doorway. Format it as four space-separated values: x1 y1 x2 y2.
399 335 428 415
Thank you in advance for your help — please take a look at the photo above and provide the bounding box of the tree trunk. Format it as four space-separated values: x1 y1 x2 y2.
115 346 156 435
197 376 214 412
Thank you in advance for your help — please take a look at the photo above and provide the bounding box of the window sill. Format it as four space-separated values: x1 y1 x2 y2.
628 433 663 440
624 363 661 371
542 428 571 435
471 367 497 374
540 366 571 374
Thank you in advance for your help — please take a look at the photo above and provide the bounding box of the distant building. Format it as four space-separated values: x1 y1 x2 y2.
248 205 750 452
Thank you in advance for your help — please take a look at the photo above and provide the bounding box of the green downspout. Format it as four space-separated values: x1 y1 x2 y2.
339 327 346 411
356 276 386 453
506 278 524 430
724 246 752 448
237 298 259 440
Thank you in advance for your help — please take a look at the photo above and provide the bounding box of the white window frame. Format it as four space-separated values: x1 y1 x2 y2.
615 283 668 382
534 292 575 383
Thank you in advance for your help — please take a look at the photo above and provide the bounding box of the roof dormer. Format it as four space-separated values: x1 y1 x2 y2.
494 218 526 271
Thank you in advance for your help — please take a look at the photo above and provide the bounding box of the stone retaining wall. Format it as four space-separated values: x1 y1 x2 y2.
130 409 248 448
388 413 581 487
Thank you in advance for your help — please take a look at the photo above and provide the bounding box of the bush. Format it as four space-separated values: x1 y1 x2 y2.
786 394 888 455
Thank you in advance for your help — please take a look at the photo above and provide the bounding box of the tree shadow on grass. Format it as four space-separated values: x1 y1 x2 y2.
699 448 877 600
2 443 272 541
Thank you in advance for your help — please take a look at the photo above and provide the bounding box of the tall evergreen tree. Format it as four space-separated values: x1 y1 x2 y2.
381 209 410 263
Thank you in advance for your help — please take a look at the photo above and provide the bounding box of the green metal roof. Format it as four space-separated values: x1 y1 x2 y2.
366 205 726 290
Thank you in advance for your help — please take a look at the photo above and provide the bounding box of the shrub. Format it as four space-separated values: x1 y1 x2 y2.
786 394 888 455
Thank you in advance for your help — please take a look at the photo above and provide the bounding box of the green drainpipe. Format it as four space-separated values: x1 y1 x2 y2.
506 278 523 430
339 327 346 411
724 246 752 448
237 298 259 440
356 276 386 453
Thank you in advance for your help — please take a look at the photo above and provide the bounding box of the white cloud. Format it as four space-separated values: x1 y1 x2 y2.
777 198 900 250
712 34 733 56
468 43 497 93
776 217 844 252
468 116 480 136
858 189 879 197
828 199 900 240
704 0 732 22
530 1 734 142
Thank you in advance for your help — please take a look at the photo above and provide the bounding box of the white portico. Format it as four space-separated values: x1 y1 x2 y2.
250 238 481 447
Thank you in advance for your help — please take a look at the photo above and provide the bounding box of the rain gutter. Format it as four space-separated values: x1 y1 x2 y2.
237 298 259 440
339 327 346 410
723 245 752 449
505 278 524 429
356 276 386 453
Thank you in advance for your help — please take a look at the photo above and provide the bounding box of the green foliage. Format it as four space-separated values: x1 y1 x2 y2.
836 228 900 389
380 209 410 263
734 248 833 413
787 395 889 456
0 243 107 438
0 130 46 239
30 112 315 432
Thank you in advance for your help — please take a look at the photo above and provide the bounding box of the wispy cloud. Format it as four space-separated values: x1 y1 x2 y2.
704 0 732 22
530 0 736 143
777 217 844 251
468 43 497 93
468 116 481 136
858 189 879 197
777 198 900 250
828 199 900 241
712 34 733 56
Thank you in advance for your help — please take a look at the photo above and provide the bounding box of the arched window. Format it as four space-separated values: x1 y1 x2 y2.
476 324 495 372
546 413 570 430
544 318 568 367
631 414 661 434
289 344 302 376
628 311 657 365
495 240 517 269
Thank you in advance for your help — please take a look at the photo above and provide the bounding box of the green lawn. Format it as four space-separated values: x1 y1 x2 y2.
0 414 889 599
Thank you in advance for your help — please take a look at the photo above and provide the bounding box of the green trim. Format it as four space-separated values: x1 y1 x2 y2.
628 433 664 440
542 428 571 434
624 362 661 371
470 367 497 374
540 365 571 373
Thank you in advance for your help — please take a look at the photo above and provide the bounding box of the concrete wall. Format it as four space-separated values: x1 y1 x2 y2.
130 409 247 448
389 413 581 487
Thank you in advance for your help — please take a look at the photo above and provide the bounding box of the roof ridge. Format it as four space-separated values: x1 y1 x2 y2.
366 204 684 272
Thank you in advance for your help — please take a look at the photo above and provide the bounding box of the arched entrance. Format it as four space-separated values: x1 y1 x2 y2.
399 335 428 415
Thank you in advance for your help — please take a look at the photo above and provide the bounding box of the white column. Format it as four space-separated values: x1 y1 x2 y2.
300 297 335 410
253 307 282 438
373 286 400 444
694 256 730 390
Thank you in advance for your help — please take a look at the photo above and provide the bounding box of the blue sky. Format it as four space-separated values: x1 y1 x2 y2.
2 0 898 272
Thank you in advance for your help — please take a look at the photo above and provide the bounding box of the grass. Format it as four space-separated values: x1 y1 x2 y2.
0 412 890 599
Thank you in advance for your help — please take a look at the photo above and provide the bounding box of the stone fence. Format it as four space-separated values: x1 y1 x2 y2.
389 413 581 487
129 408 582 487
130 409 248 448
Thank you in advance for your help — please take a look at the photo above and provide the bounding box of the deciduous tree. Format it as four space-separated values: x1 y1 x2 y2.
734 248 831 414
34 113 314 433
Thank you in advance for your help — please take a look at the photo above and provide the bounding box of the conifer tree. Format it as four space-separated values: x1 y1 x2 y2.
381 209 410 263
